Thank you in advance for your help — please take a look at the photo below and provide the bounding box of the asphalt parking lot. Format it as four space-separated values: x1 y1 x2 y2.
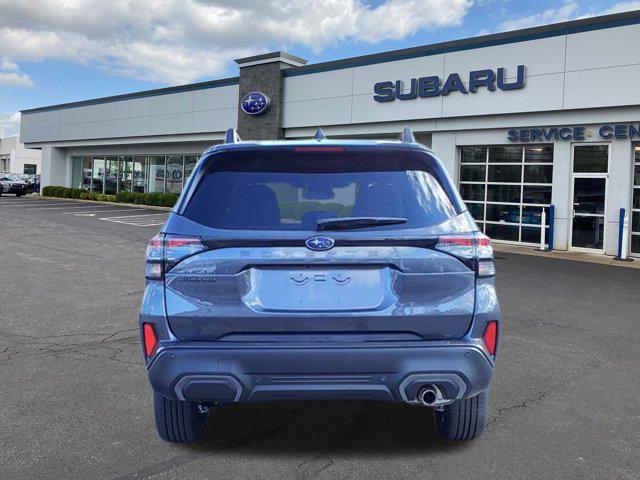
1 195 639 480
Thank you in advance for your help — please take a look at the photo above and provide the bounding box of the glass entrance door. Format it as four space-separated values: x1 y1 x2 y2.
571 177 606 251
570 144 609 252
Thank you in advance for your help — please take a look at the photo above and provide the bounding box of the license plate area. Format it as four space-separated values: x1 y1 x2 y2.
243 267 392 312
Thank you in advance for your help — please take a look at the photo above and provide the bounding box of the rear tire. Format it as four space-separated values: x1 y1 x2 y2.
435 390 488 440
153 392 208 443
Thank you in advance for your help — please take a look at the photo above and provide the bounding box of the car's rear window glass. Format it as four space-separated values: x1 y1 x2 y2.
182 151 460 231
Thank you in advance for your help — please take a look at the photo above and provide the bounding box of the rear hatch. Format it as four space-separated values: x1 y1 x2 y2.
162 144 478 341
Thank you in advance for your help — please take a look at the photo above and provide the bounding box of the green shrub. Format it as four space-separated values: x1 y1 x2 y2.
116 191 132 203
159 193 178 207
40 186 174 207
144 192 163 206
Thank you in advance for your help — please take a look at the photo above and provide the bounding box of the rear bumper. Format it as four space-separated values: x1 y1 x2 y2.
146 341 494 405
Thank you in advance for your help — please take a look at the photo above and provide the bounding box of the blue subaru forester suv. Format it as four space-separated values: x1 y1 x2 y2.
140 128 500 443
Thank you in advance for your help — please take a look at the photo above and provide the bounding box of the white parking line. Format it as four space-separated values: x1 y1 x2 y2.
0 202 69 207
25 204 102 211
99 212 169 227
62 208 145 215
100 213 169 219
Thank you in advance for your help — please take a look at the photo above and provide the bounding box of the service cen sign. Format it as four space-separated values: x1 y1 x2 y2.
373 65 526 102
507 124 640 142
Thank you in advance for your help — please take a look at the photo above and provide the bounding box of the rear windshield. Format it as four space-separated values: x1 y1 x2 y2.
182 150 460 231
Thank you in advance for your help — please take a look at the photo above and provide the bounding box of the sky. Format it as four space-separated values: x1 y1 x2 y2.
1 0 639 137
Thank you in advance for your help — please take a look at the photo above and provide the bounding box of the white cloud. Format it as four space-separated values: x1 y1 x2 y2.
1 57 18 71
498 2 580 31
600 1 640 14
493 1 640 33
0 55 34 87
0 112 21 137
0 71 34 87
0 0 474 85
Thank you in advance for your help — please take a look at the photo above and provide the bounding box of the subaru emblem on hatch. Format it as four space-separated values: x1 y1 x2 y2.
305 236 335 251
241 92 270 115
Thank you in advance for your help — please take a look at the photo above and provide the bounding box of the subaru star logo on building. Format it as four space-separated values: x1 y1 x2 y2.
241 92 270 115
305 236 335 251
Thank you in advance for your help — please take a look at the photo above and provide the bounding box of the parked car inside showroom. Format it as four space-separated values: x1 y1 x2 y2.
139 128 501 443
0 173 28 196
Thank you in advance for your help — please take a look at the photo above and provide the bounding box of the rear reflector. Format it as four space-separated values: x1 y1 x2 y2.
143 323 158 357
477 259 496 277
483 321 498 356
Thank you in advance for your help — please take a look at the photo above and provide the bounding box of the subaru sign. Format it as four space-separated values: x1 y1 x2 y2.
373 65 526 102
241 92 270 115
305 236 335 251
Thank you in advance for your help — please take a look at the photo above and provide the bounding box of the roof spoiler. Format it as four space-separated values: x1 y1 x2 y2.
400 126 416 143
224 128 241 144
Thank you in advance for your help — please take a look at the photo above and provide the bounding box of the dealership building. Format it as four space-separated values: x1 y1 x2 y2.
19 10 640 257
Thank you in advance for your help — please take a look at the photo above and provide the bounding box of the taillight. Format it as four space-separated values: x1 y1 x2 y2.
483 321 498 356
142 323 158 357
145 234 206 280
435 232 495 277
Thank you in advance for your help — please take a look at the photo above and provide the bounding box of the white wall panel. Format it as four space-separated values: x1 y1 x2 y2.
282 97 352 128
563 63 640 109
444 36 566 77
115 117 151 137
193 85 238 111
59 123 86 141
85 120 116 139
58 107 86 125
566 24 640 71
116 97 152 119
192 107 237 133
150 92 193 116
149 113 192 135
84 103 117 123
35 110 61 127
284 69 354 102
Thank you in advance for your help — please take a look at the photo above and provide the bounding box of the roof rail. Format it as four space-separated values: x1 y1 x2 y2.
400 126 416 143
314 127 326 141
225 128 241 144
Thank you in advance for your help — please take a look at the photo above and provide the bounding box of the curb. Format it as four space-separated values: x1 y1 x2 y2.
493 243 640 270
33 196 173 212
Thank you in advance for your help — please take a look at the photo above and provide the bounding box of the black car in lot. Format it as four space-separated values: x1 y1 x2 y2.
0 174 28 196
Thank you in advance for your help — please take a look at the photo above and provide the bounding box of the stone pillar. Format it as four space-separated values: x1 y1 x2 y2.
234 52 307 140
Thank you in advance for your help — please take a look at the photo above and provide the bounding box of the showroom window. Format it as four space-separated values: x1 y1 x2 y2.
70 154 201 195
459 145 553 243
631 144 640 255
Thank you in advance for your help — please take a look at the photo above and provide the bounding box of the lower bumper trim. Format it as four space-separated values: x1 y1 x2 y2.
147 342 493 404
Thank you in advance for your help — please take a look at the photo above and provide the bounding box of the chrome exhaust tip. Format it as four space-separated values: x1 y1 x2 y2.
416 385 452 409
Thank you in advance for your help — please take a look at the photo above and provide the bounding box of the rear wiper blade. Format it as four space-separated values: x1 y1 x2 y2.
316 216 408 231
